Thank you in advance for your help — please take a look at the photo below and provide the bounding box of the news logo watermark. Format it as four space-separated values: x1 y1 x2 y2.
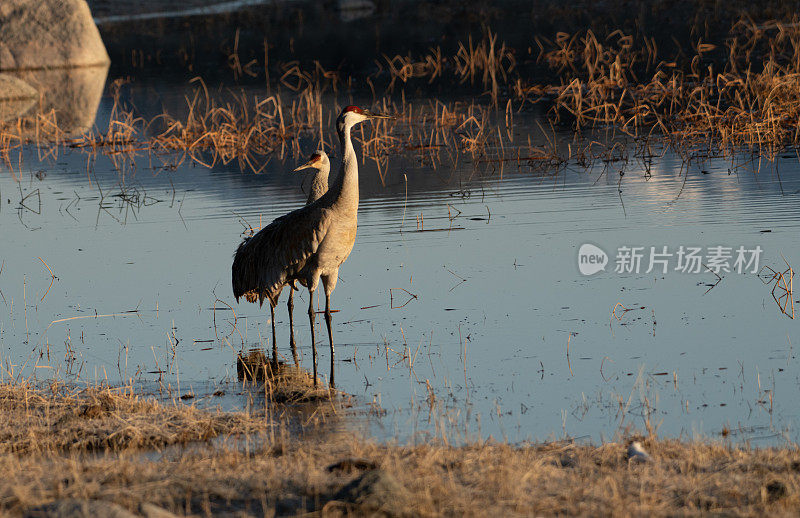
578 244 763 276
578 244 609 275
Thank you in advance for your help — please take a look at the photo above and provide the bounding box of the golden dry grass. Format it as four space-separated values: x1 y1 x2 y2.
518 19 800 156
1 382 800 516
0 382 254 455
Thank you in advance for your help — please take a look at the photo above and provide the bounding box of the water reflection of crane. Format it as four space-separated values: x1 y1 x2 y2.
232 106 391 387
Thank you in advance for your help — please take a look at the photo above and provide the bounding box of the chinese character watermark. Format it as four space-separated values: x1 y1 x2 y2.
578 244 762 276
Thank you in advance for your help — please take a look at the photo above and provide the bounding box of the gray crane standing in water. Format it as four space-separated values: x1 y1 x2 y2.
232 106 391 386
283 149 330 362
231 150 330 366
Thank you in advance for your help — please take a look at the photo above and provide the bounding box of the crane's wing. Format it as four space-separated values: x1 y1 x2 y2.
232 204 331 306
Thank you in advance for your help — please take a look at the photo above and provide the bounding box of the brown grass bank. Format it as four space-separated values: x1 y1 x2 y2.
1 382 800 516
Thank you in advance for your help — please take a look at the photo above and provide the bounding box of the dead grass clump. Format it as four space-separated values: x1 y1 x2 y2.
453 30 516 101
377 29 515 103
0 382 249 454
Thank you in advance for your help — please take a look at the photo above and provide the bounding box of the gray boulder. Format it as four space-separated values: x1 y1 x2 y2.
0 0 109 71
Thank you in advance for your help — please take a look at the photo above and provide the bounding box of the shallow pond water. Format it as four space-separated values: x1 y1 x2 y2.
2 78 800 445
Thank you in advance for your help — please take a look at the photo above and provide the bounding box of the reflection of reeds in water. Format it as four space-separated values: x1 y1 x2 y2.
236 349 333 403
760 258 795 319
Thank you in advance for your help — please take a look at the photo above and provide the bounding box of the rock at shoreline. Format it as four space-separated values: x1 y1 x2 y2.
0 0 109 71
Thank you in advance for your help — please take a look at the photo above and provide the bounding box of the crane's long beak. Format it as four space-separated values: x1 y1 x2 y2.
363 109 394 120
292 161 315 173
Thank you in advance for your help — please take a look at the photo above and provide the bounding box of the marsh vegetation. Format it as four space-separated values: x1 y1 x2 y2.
3 1 800 514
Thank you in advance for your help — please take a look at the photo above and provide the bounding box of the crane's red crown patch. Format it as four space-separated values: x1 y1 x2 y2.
343 105 364 114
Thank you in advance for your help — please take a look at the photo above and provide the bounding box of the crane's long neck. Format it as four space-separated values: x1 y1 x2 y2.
307 165 329 205
330 123 359 212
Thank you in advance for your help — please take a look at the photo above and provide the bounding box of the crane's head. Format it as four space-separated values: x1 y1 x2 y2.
292 150 329 172
337 105 393 134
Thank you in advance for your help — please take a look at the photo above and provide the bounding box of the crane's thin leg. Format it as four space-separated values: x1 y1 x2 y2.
270 304 277 367
288 289 298 365
308 289 318 386
324 291 335 388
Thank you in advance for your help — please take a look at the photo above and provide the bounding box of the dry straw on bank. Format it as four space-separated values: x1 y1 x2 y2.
0 381 252 454
0 381 799 516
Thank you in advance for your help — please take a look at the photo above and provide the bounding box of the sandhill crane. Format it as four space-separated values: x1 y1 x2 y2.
231 150 330 366
284 150 330 361
232 106 390 386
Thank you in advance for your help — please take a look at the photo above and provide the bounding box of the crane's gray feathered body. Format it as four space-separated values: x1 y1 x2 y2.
232 150 331 306
232 143 354 307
